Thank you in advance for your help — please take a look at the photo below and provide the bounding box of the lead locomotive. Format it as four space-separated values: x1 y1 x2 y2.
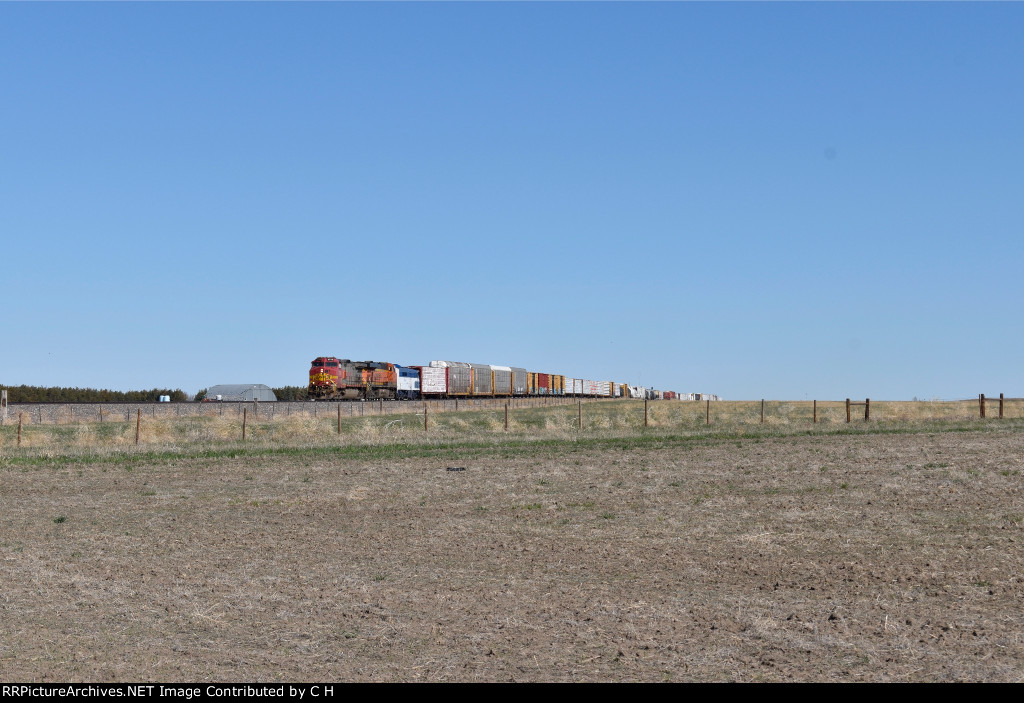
307 357 398 400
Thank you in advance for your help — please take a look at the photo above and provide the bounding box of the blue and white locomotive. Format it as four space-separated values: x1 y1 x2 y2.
394 365 421 400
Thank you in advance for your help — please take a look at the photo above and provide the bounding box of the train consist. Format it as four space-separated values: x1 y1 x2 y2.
307 356 718 402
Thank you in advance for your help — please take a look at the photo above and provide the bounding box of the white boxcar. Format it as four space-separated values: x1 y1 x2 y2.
420 366 448 394
583 380 611 396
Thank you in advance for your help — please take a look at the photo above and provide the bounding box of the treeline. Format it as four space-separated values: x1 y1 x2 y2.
271 386 309 401
1 385 188 403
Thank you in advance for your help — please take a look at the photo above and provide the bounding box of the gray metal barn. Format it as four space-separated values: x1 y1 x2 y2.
206 384 277 402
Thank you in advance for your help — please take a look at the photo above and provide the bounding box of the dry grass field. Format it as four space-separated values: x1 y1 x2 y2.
1 400 1022 681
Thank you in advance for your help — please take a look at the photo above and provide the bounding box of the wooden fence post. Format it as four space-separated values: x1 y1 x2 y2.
18 413 22 446
846 398 851 423
242 408 247 440
337 405 341 434
578 400 582 430
135 409 141 445
706 399 710 425
813 399 817 424
505 402 509 431
980 394 985 419
999 393 1004 419
865 398 870 421
644 399 648 427
424 403 428 431
761 399 764 424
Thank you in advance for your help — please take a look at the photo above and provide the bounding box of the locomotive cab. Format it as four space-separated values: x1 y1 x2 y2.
308 357 343 398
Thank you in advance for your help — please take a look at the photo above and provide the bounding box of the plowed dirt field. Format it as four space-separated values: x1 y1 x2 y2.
2 427 1022 681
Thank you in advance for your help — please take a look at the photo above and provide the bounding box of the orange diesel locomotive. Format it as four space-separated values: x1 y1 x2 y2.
308 357 398 400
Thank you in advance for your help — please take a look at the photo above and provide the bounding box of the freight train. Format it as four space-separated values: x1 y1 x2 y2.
306 356 711 402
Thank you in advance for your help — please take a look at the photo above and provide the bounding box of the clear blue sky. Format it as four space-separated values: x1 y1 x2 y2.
2 3 1021 401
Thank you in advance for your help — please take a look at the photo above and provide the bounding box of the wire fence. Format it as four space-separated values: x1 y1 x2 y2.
1 394 1021 451
0 395 593 426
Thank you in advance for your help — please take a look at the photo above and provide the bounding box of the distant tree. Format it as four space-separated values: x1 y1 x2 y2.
194 388 208 402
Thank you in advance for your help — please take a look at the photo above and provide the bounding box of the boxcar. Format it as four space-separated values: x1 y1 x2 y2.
552 375 565 395
529 373 552 395
417 365 447 396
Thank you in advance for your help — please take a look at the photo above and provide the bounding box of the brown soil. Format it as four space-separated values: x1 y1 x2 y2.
2 428 1022 681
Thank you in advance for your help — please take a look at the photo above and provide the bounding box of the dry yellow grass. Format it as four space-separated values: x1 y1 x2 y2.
0 398 1019 457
